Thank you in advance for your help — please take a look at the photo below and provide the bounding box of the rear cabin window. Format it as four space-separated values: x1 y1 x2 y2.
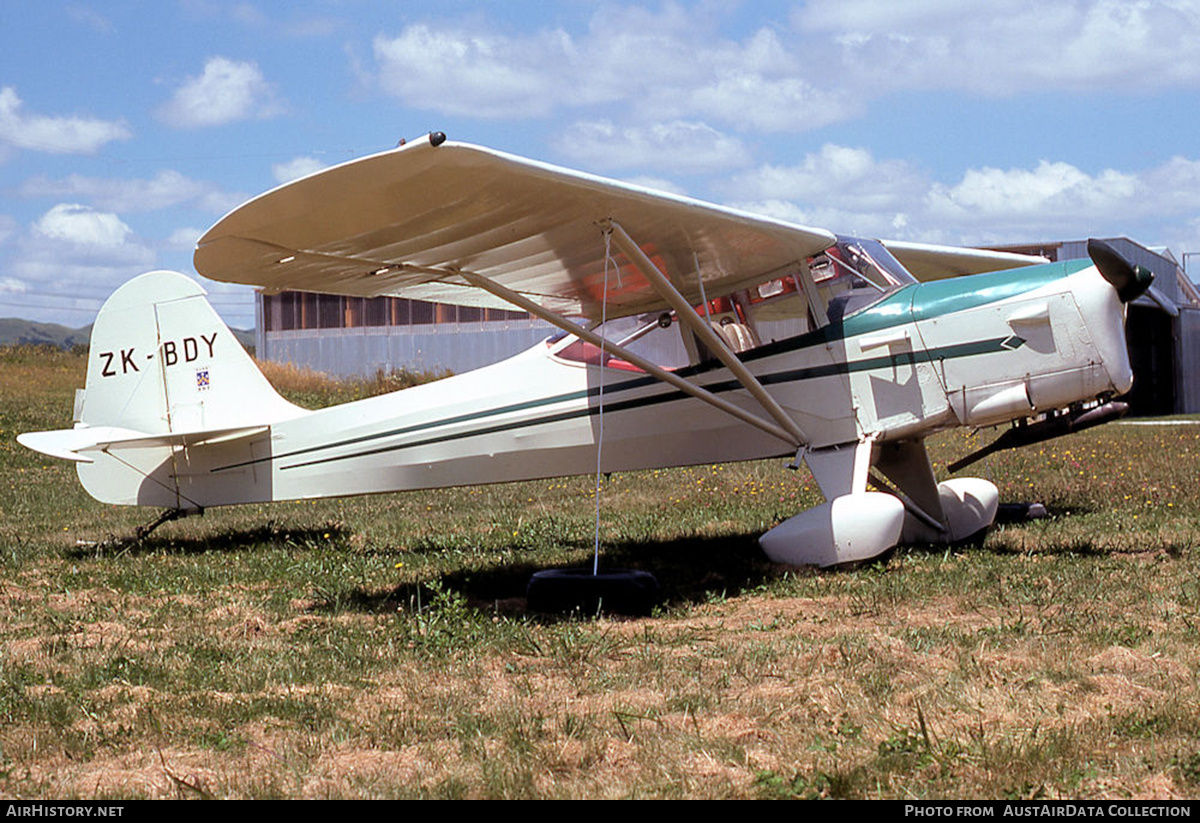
550 236 917 371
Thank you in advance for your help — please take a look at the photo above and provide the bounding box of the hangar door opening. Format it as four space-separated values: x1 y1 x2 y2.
1122 304 1176 416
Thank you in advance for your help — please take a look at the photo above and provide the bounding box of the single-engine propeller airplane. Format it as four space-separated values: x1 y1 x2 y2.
19 133 1153 566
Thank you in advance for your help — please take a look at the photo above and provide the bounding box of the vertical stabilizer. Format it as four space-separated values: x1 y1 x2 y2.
79 270 301 433
23 270 309 507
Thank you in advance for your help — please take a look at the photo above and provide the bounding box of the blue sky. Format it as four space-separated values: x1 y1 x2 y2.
4 0 1200 329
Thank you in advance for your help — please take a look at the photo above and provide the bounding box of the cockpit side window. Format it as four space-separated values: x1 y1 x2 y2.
550 236 917 369
551 312 690 372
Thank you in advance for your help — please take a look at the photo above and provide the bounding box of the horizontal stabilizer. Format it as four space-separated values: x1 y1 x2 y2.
18 424 271 463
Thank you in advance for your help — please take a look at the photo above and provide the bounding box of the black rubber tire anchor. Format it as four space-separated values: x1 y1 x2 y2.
526 567 660 616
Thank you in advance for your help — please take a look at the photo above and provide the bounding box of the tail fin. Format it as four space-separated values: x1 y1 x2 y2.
79 270 300 433
20 270 304 507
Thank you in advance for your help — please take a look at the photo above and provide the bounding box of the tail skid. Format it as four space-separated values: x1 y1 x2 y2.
18 270 305 506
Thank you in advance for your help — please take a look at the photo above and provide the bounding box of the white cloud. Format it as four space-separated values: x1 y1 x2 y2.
793 0 1200 95
165 227 203 250
365 2 1200 156
728 144 928 213
370 15 858 134
8 205 156 318
725 147 1200 248
687 73 861 133
373 25 570 118
33 204 134 248
157 57 284 128
926 161 1140 224
0 86 131 154
556 120 749 174
20 170 243 214
272 156 327 184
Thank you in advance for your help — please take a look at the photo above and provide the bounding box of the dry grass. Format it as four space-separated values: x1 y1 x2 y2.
4 345 1200 798
253 357 449 408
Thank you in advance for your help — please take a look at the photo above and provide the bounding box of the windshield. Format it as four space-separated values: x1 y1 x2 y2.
810 236 915 322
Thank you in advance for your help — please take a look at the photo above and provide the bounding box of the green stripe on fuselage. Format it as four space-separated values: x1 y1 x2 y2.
279 334 1022 471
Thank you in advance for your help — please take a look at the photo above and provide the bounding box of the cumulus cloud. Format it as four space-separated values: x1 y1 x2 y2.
157 57 284 128
272 156 327 184
370 14 859 135
793 0 1200 95
370 2 1200 150
7 204 156 321
165 227 204 250
373 25 571 118
724 145 1200 248
927 161 1139 224
0 86 131 154
20 170 243 214
687 74 861 133
556 120 750 175
33 204 134 247
728 144 928 213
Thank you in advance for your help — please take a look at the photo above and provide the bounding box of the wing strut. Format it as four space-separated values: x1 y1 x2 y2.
604 220 809 446
455 270 801 447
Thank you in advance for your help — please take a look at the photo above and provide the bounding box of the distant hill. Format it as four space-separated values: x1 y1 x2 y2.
0 318 256 352
0 318 93 349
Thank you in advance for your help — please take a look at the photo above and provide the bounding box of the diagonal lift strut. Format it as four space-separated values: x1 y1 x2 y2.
455 267 802 449
602 219 808 446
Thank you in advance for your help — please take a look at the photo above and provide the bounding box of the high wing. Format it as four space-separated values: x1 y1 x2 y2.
194 134 1043 320
883 240 1049 281
196 135 834 320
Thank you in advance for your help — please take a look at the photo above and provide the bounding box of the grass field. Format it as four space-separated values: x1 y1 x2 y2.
3 344 1200 799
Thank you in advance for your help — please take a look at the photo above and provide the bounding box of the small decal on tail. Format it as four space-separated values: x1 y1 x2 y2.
196 368 210 391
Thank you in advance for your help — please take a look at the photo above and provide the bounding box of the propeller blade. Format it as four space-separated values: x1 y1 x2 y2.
1088 238 1154 303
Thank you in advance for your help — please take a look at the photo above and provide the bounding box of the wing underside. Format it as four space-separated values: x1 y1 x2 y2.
195 137 838 321
194 135 1047 320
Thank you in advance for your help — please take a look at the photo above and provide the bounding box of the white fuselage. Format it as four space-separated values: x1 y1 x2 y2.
86 261 1129 510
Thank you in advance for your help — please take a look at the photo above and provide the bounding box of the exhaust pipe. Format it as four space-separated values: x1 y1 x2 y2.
948 401 1128 473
